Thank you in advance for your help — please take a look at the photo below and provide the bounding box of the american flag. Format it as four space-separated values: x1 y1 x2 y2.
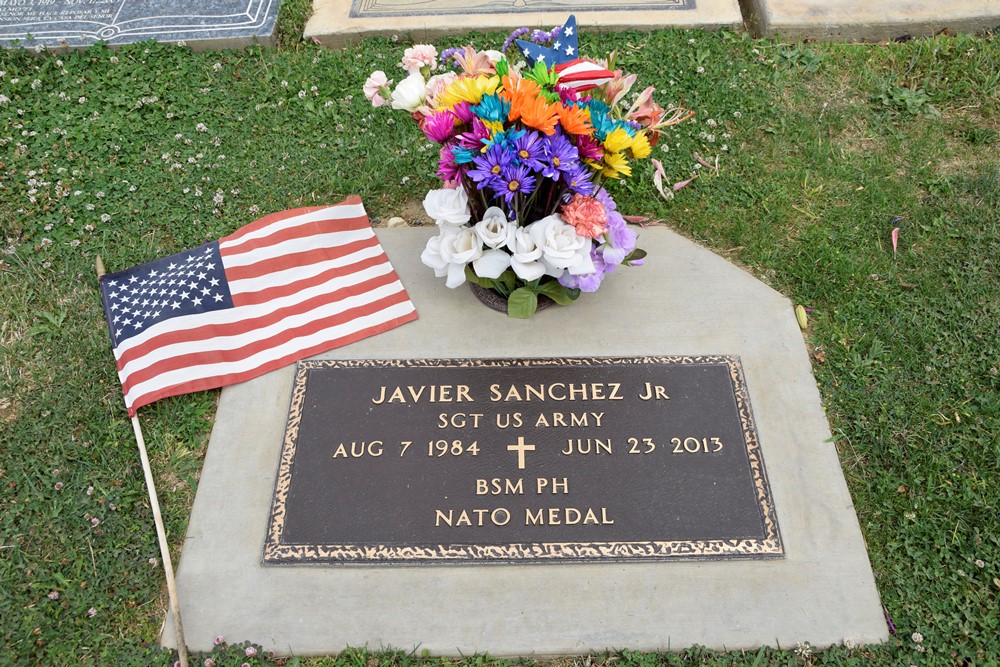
99 197 417 415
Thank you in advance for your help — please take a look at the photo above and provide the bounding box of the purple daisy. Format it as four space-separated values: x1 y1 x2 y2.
564 163 596 195
541 132 580 181
512 130 546 171
493 162 536 205
468 143 514 190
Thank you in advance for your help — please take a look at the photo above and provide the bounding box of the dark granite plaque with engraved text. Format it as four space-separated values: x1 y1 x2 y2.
264 356 783 565
0 0 278 50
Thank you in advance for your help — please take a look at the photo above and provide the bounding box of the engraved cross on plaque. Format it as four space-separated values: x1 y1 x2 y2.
507 436 536 470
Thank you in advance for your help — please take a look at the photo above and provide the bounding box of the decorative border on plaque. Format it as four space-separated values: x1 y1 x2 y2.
263 356 783 564
350 0 695 19
262 355 784 564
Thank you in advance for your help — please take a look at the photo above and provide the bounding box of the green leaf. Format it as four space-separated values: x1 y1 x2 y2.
497 269 517 292
624 248 648 264
464 265 494 288
537 281 580 305
507 288 538 319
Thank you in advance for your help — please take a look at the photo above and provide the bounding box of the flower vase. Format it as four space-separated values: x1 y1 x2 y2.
468 282 554 314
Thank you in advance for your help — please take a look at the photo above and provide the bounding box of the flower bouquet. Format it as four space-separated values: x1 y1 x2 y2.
364 16 693 317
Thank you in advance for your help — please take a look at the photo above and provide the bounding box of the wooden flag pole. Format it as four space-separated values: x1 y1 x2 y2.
97 256 189 667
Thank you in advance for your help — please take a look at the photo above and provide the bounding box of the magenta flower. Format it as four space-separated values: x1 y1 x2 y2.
436 145 462 182
421 110 458 143
575 134 603 162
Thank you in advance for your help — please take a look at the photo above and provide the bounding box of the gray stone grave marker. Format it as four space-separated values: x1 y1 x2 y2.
742 0 999 41
0 0 279 50
163 226 888 655
305 0 744 48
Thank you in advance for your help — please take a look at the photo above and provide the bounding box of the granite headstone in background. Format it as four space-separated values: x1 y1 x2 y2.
0 0 279 50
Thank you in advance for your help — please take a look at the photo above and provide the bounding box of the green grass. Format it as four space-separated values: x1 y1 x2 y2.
1 1 997 664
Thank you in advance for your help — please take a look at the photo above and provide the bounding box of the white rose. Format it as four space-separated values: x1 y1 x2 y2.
473 250 511 279
390 72 427 112
474 207 514 248
507 227 546 281
423 187 471 227
420 228 482 288
528 214 595 277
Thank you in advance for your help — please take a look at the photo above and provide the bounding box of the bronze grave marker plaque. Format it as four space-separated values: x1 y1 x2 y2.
263 356 783 564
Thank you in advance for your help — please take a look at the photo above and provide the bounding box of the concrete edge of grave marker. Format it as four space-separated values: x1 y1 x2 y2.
162 226 889 656
303 0 745 48
740 0 1000 41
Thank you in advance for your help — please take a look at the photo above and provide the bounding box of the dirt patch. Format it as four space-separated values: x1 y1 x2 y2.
370 195 432 227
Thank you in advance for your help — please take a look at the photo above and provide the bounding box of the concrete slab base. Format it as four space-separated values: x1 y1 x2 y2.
742 0 999 41
163 227 887 656
304 0 743 48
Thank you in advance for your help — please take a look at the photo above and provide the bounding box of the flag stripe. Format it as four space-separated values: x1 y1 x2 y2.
223 236 382 283
555 59 614 91
219 229 375 270
120 279 410 397
115 262 399 375
119 273 399 385
220 199 366 248
123 297 417 411
231 251 391 307
100 197 418 415
226 243 382 298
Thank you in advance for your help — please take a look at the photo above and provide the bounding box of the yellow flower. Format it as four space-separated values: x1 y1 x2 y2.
629 131 652 159
436 75 499 109
602 127 633 154
602 152 632 179
482 119 505 135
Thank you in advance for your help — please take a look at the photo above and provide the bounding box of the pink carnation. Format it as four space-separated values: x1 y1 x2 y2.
401 45 437 75
363 70 392 107
560 194 608 239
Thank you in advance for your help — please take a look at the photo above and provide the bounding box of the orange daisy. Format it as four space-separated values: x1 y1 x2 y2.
557 104 593 136
500 75 541 122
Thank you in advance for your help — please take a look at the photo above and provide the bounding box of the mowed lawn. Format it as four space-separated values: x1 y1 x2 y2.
0 1 997 665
